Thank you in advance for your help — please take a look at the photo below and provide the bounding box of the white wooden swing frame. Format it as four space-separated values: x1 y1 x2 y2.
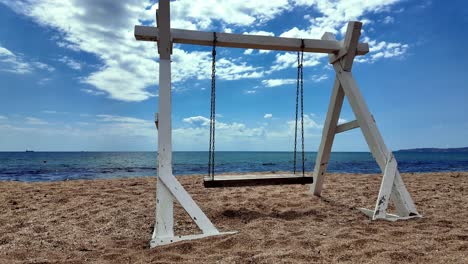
134 0 421 248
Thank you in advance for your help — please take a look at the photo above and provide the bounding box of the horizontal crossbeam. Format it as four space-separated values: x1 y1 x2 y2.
335 120 359 134
134 26 369 55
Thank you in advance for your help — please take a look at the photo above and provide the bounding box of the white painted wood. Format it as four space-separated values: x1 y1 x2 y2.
146 2 236 248
312 24 362 196
358 208 421 222
159 173 221 234
322 29 420 220
154 179 173 238
335 120 359 134
333 22 362 71
151 231 237 247
311 79 344 195
134 26 370 55
156 1 171 59
335 69 420 218
372 155 397 219
333 68 419 216
153 0 175 242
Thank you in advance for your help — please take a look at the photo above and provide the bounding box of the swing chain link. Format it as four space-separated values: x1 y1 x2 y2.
208 32 217 180
294 39 306 177
300 39 305 177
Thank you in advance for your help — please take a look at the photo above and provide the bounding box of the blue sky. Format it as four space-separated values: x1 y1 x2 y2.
0 0 467 151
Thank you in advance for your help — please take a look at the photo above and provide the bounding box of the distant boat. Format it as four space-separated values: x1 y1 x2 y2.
25 150 34 153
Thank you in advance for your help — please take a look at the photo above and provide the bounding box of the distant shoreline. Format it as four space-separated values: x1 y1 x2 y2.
397 147 468 153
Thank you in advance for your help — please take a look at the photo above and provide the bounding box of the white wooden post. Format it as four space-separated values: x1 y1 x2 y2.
149 0 236 248
154 0 174 241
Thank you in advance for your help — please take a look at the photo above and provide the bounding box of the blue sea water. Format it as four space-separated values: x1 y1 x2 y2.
0 151 467 182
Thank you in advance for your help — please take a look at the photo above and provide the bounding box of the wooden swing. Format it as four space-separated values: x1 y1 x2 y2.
134 1 421 247
203 35 313 188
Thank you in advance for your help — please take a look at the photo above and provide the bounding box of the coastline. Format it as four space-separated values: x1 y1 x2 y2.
1 172 467 263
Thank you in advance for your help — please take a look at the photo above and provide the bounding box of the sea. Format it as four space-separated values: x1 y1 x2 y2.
1 151 467 182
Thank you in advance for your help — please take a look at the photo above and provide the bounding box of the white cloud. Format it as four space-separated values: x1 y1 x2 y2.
264 113 273 119
1 0 289 102
338 118 348 124
262 79 295 87
275 0 406 68
356 38 409 63
244 90 257 94
244 49 254 55
311 74 328 82
243 30 274 36
1 0 406 102
0 113 157 150
96 114 148 124
287 114 323 131
0 45 53 74
81 89 105 96
58 56 82 70
170 0 290 29
0 115 7 120
38 78 52 85
183 116 211 127
382 16 395 24
25 117 48 125
270 52 325 72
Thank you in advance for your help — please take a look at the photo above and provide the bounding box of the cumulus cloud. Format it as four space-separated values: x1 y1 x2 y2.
287 114 323 131
183 116 211 127
1 0 407 102
311 74 328 82
58 56 82 70
264 113 273 119
0 45 53 74
355 37 409 63
262 79 296 87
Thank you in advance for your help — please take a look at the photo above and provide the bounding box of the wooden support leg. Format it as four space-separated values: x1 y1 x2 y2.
311 78 345 196
154 178 174 239
334 67 421 221
317 24 421 221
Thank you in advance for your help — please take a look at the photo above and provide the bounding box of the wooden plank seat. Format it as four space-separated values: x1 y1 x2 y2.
203 173 314 188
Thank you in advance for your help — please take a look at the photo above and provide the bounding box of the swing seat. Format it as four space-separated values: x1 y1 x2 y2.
203 173 313 188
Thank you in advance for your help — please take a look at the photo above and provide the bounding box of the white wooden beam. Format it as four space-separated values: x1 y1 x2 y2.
311 79 345 195
335 120 359 134
134 26 369 55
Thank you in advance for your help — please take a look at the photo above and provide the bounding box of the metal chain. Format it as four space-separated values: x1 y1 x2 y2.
300 40 305 177
293 49 300 174
208 32 217 180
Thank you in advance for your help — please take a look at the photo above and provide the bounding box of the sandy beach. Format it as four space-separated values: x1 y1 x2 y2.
1 172 467 263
